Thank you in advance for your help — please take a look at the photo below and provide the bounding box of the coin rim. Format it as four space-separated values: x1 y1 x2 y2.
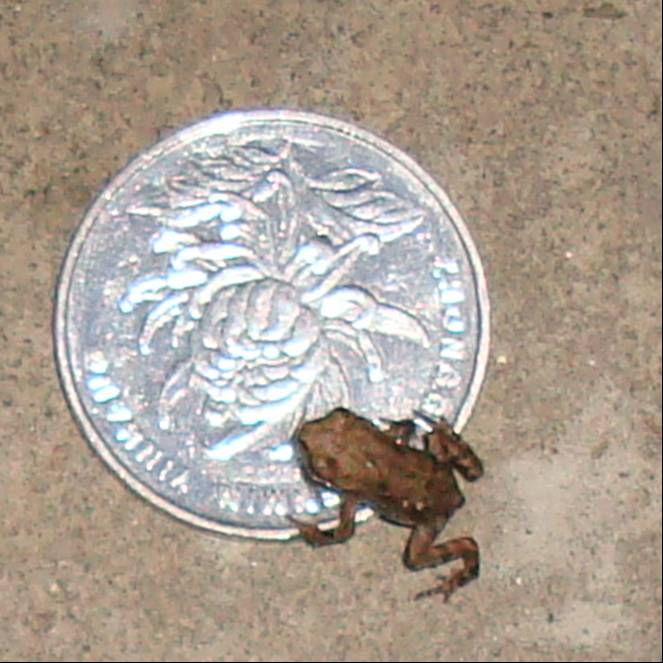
54 109 490 541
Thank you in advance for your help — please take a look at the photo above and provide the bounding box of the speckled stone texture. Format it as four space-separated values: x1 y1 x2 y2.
0 1 660 661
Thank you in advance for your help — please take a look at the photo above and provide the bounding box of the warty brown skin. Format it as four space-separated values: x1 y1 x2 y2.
292 407 484 601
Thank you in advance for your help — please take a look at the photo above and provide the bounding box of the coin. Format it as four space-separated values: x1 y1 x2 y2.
54 110 490 540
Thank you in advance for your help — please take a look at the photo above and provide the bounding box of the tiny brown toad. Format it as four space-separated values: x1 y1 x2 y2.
292 407 484 601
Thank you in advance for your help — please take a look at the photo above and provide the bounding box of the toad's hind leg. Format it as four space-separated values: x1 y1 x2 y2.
425 419 484 481
291 494 359 547
403 523 480 601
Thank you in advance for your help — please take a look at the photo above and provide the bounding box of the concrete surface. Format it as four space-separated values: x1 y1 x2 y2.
0 1 661 661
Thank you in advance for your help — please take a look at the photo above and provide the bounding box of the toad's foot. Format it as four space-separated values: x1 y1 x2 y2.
404 526 480 602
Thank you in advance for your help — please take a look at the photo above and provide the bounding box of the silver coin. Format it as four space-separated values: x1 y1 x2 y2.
54 110 490 540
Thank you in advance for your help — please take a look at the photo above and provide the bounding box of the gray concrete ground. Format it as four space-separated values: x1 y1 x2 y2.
0 1 661 661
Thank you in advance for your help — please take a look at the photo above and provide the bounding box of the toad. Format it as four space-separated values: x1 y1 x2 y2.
292 407 484 601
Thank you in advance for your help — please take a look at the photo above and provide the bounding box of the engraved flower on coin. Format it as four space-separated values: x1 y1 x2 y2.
119 138 430 460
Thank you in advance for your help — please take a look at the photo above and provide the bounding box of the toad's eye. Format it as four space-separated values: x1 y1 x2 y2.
315 456 338 472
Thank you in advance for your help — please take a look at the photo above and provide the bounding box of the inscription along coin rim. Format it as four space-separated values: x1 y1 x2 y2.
54 109 490 540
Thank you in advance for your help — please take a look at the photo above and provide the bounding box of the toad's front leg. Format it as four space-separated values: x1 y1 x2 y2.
425 420 484 482
291 494 359 546
403 523 480 601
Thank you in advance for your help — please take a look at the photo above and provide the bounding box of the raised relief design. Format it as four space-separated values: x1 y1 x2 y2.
119 138 430 461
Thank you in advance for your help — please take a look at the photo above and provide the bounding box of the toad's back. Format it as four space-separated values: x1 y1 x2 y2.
298 408 462 526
